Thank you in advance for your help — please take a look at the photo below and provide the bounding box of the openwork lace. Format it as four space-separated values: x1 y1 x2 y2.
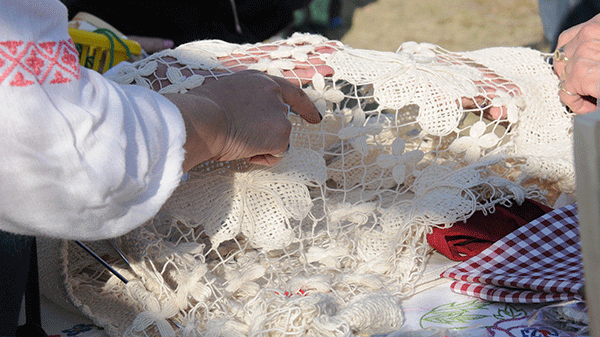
62 33 573 336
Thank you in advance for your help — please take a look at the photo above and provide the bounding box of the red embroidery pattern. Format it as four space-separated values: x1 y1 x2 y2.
0 39 80 87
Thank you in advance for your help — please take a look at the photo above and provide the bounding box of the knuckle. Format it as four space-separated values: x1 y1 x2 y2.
570 60 588 78
577 40 598 54
579 22 600 40
268 118 292 140
265 80 282 95
557 32 570 47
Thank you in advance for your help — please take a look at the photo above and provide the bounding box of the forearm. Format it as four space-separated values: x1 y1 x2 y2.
0 68 186 239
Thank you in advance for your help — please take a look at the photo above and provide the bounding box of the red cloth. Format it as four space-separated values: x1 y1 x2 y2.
441 203 582 303
427 199 552 261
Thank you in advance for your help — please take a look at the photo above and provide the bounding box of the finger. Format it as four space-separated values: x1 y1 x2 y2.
315 43 341 55
560 92 597 114
555 14 598 51
553 56 566 80
557 27 581 51
127 36 174 53
553 41 576 80
459 96 507 120
281 65 335 86
270 76 323 124
487 107 507 120
566 57 600 98
559 60 599 114
247 154 283 166
556 19 600 77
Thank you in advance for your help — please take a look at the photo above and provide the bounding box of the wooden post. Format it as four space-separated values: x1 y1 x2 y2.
573 109 600 335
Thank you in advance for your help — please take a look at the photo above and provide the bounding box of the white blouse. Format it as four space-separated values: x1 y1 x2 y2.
0 0 186 240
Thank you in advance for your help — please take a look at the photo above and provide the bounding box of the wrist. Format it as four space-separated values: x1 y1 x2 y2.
163 93 227 172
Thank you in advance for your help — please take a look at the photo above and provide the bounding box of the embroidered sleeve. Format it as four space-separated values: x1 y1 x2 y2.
0 0 186 239
0 39 80 87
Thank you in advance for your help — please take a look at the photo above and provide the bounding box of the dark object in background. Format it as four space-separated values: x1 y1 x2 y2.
553 0 600 49
61 0 312 46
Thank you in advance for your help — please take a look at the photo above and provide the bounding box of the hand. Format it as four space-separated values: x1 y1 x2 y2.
553 13 600 114
164 70 322 172
127 35 174 54
218 43 337 86
437 54 521 120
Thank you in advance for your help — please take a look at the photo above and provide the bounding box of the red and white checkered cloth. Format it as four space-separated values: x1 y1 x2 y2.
440 203 584 303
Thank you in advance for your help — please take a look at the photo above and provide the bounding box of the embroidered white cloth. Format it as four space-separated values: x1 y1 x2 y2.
0 0 185 240
56 32 576 337
441 203 583 303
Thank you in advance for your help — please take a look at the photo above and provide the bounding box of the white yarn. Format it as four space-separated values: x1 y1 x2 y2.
158 68 205 94
335 292 404 334
56 33 575 336
129 298 179 337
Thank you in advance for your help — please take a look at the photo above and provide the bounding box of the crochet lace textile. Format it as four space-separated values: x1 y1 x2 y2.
62 34 573 336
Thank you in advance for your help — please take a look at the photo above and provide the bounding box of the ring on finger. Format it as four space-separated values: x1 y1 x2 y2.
559 80 577 96
554 46 569 63
285 104 299 118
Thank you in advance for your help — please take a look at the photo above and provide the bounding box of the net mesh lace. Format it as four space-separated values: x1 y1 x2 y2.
61 33 573 336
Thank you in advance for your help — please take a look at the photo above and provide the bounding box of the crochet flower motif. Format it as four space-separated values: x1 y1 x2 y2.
284 32 329 46
174 264 212 309
158 67 205 94
449 120 499 163
376 137 424 184
107 61 157 89
337 108 383 155
164 148 327 251
130 298 179 337
490 91 525 123
224 264 266 297
304 73 345 115
397 41 438 63
328 42 475 136
248 58 295 77
269 45 315 62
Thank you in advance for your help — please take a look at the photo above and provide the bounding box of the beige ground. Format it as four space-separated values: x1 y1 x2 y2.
338 0 547 53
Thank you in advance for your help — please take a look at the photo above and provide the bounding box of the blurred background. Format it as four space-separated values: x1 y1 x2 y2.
65 0 600 55
292 0 548 52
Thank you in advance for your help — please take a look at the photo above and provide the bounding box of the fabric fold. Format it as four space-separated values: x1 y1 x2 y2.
441 203 583 304
427 199 552 261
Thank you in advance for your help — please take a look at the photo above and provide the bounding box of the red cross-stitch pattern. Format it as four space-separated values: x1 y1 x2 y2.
0 39 80 87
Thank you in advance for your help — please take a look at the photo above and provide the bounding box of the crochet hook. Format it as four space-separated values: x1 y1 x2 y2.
74 240 183 330
74 240 129 284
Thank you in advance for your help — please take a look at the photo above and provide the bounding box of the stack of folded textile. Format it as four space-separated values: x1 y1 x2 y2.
427 199 552 262
440 204 583 303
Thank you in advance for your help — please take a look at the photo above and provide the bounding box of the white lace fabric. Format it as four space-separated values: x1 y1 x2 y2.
61 33 573 336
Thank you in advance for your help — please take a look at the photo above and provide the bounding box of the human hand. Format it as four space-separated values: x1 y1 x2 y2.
164 70 322 172
144 40 337 91
437 54 521 120
553 13 600 114
217 43 337 86
127 35 174 54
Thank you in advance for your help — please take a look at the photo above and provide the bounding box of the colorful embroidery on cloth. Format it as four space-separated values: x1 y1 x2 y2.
441 203 583 303
487 317 582 337
0 39 80 87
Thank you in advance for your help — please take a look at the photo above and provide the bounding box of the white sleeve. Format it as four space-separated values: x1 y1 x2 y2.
0 0 186 240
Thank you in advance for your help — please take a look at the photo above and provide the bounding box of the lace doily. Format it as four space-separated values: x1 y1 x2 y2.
61 33 573 336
